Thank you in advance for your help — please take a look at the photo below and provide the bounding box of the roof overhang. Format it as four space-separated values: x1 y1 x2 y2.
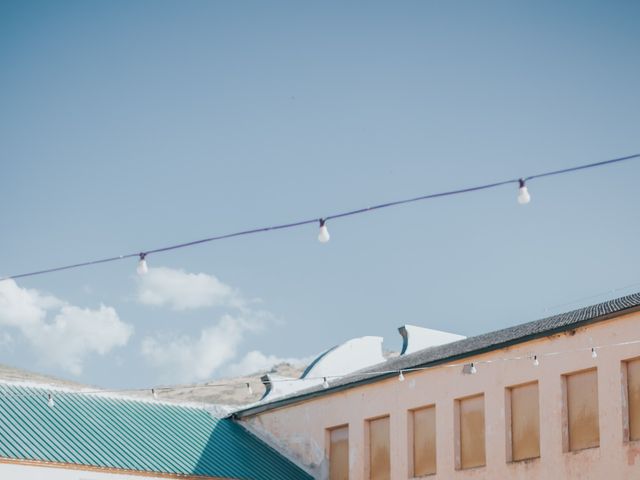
232 297 640 419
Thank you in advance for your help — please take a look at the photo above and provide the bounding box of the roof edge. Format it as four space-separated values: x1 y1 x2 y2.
0 457 232 480
232 298 640 419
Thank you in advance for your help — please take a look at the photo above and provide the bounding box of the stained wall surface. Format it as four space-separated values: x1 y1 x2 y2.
566 369 600 451
412 405 436 476
243 312 640 479
329 426 349 480
626 358 640 441
509 382 540 461
458 394 485 469
368 416 390 480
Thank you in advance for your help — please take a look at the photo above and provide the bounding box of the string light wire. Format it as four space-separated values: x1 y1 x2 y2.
1 337 639 400
1 153 638 282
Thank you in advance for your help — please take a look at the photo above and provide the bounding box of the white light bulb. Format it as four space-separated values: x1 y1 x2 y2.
517 179 531 204
246 382 253 396
317 219 330 243
591 347 598 359
137 254 148 275
47 394 55 409
398 371 405 382
533 356 539 367
322 377 329 389
470 363 477 375
152 389 158 400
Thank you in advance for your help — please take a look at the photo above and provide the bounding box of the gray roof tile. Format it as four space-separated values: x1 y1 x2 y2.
234 292 640 418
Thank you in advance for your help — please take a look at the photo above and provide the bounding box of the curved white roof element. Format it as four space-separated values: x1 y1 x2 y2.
259 374 304 401
301 336 385 379
398 325 466 355
260 336 385 402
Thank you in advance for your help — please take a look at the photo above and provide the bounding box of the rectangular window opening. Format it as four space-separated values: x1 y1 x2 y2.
412 405 436 476
625 358 640 442
564 369 600 452
507 382 540 462
455 394 486 470
367 416 390 480
328 425 349 480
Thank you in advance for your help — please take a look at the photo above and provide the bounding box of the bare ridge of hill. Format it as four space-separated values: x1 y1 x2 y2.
0 364 90 389
0 362 304 406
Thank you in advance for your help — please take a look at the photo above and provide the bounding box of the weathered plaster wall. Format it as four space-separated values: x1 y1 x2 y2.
243 312 640 479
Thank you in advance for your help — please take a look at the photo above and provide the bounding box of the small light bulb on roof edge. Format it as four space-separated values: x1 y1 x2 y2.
47 393 55 409
591 347 598 359
151 388 158 400
398 371 405 382
137 253 148 275
246 382 253 396
533 355 539 367
322 377 329 389
470 363 477 374
517 179 531 205
317 219 330 243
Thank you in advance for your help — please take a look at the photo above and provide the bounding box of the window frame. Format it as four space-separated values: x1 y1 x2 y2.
454 393 486 471
505 381 540 463
326 424 349 480
561 367 600 453
622 356 640 443
365 414 391 480
408 404 437 477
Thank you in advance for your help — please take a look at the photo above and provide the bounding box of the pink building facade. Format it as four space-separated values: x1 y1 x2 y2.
235 294 640 479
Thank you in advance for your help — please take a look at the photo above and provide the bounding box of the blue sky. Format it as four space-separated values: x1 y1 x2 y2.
1 1 639 388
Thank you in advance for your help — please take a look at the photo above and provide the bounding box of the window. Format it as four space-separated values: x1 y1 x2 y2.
455 394 485 470
507 382 540 462
626 358 640 441
367 416 390 480
412 405 436 476
564 369 599 451
328 425 349 480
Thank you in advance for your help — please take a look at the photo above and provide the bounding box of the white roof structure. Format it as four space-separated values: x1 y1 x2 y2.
260 327 465 402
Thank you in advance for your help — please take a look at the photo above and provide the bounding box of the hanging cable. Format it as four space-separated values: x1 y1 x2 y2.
0 153 638 282
0 338 639 401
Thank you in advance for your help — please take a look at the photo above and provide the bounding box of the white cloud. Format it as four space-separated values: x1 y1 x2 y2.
0 281 63 329
136 267 242 310
137 266 296 382
0 279 133 375
29 305 133 375
141 314 266 382
226 350 312 377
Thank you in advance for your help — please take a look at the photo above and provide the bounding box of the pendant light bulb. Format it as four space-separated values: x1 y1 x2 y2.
533 355 539 367
152 389 158 400
470 363 477 375
398 371 405 382
322 377 329 389
317 219 330 243
246 382 253 396
591 347 598 359
47 394 55 409
137 253 148 275
517 179 531 205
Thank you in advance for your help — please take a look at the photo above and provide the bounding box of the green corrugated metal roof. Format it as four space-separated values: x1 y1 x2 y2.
0 383 311 479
